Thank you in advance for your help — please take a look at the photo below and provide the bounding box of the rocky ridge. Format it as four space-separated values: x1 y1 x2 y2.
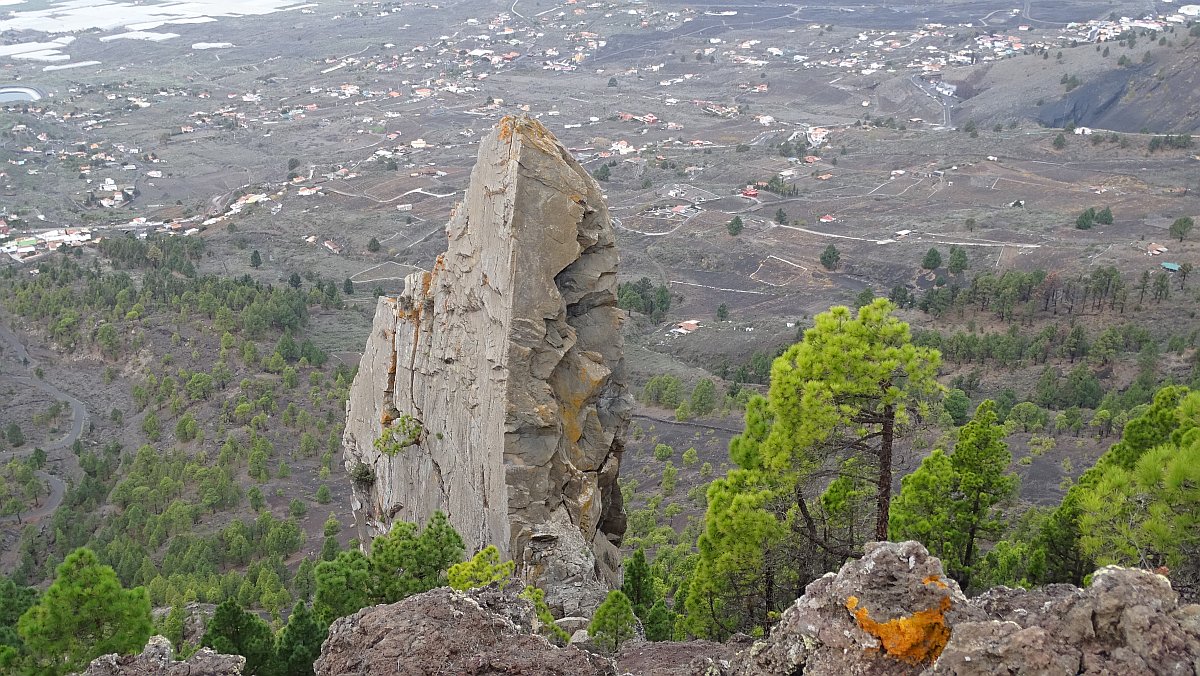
738 540 1200 674
315 542 1200 676
77 542 1200 675
74 635 243 676
341 115 632 615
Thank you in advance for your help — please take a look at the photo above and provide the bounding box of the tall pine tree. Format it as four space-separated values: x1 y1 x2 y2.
620 548 656 619
18 548 152 676
201 600 275 676
274 602 324 676
890 400 1017 588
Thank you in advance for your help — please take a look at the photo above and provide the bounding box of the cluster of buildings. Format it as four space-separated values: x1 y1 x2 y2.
0 228 92 261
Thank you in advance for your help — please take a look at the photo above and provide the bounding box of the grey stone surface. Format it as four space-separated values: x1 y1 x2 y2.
735 540 972 676
73 635 244 676
732 542 1200 676
343 115 630 614
314 586 617 676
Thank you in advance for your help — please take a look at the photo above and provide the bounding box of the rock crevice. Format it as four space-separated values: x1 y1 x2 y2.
342 115 631 614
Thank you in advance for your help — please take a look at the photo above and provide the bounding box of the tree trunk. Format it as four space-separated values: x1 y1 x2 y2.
962 495 981 589
763 563 775 629
875 404 895 541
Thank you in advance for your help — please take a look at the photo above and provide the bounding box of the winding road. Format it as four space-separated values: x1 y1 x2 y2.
0 321 87 525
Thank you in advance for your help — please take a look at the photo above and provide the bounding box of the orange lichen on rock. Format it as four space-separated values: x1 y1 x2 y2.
845 595 953 665
495 114 559 154
922 574 949 589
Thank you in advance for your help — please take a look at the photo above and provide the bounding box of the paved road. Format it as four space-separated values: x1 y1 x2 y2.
0 320 86 525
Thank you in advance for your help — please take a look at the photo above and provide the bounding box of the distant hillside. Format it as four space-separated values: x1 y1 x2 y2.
948 29 1200 133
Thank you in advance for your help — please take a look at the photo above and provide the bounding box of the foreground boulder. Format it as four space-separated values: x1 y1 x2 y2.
314 586 616 675
343 115 631 615
74 635 243 676
934 566 1200 675
736 541 1200 675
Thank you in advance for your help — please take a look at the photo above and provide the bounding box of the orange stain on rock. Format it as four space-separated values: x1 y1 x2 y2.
845 594 952 665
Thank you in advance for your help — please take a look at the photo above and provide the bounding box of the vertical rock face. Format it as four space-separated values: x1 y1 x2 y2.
342 115 631 614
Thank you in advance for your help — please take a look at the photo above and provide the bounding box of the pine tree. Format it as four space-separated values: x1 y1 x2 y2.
820 244 840 270
1075 389 1200 583
643 600 674 641
946 246 969 274
366 237 381 253
0 577 36 663
250 249 262 268
1170 216 1194 242
690 379 717 416
892 401 1016 589
368 512 464 604
202 599 275 676
687 300 941 638
18 548 152 676
620 548 656 618
588 590 637 652
922 247 942 270
274 602 324 676
313 549 370 625
293 558 316 602
947 401 1017 586
447 545 515 590
727 216 743 236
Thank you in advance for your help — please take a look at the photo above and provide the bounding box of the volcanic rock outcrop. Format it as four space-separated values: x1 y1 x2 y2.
736 541 1200 675
315 586 617 676
75 635 244 676
342 115 632 614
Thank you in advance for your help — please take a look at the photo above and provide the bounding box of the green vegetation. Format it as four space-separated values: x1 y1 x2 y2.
922 247 942 270
890 401 1017 588
313 512 463 625
447 545 514 590
946 246 968 274
13 548 152 675
520 586 570 644
373 414 423 456
5 423 24 447
1170 216 1194 242
0 458 45 521
617 277 671 321
820 244 840 270
1075 206 1112 230
0 241 357 668
1147 134 1193 152
588 590 637 652
726 216 743 236
683 300 940 638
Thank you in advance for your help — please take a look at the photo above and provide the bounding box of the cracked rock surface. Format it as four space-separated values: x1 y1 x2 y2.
342 115 631 615
733 541 1200 676
315 586 617 676
74 635 244 676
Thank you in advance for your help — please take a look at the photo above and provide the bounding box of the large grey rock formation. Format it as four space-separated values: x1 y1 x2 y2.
342 115 632 614
314 586 617 676
73 635 244 676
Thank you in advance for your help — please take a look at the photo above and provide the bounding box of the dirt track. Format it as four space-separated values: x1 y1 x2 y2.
0 321 87 525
